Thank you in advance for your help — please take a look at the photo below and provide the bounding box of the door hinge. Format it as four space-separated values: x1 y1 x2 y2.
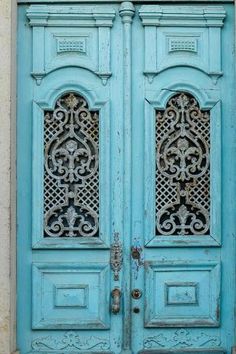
232 346 236 354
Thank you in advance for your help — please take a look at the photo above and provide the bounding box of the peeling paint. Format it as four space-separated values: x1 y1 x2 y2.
131 238 144 279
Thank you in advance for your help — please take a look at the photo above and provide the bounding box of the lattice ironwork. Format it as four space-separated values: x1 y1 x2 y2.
155 92 210 236
43 92 99 237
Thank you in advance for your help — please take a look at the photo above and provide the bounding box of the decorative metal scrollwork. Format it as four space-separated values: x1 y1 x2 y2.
156 92 210 236
110 233 123 281
44 93 99 237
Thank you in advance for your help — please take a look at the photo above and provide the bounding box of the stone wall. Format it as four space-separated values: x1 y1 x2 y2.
0 0 16 353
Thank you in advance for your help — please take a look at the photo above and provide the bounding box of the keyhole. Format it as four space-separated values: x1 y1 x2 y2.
133 307 140 314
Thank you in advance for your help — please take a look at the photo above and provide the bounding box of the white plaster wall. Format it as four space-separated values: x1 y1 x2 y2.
0 0 16 353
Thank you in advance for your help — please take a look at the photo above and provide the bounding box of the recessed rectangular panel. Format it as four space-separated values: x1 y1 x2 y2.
145 262 220 327
166 282 198 305
32 262 110 329
45 29 95 72
54 284 88 307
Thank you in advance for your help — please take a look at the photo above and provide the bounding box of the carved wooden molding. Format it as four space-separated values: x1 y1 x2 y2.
139 5 226 83
30 331 111 352
27 5 115 85
139 6 226 26
27 5 115 27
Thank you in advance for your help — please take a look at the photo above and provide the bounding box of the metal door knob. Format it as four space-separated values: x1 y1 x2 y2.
111 288 121 314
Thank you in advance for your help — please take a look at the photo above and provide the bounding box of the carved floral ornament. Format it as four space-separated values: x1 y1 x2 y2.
156 92 210 236
44 92 99 238
144 329 220 349
32 332 110 351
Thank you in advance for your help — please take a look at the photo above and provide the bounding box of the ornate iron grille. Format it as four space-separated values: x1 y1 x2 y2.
44 92 99 237
155 92 210 236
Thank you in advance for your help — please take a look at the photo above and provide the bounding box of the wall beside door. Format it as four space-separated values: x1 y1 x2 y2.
0 0 17 353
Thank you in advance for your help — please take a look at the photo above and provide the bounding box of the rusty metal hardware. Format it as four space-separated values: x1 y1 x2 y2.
133 307 140 313
131 247 141 260
111 288 121 314
131 289 142 299
111 232 123 281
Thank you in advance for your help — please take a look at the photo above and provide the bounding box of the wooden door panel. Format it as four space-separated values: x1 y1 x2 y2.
32 263 110 329
144 262 220 327
131 3 235 354
17 4 124 354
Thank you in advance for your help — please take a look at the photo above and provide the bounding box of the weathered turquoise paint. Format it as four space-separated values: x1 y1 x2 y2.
17 2 236 354
131 4 236 354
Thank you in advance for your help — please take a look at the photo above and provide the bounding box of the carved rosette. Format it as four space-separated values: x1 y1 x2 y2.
156 93 210 236
44 93 99 237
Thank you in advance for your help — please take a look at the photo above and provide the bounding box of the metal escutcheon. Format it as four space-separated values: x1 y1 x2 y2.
131 289 142 299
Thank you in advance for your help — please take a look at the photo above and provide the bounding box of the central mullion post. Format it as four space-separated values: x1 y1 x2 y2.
119 2 135 353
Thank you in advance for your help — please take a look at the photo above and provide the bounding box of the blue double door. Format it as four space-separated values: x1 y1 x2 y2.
17 2 235 354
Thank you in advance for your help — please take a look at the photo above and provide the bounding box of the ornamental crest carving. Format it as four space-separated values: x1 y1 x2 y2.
44 93 99 237
156 93 210 236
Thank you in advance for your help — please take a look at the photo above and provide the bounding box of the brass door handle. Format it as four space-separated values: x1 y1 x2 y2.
111 288 121 314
